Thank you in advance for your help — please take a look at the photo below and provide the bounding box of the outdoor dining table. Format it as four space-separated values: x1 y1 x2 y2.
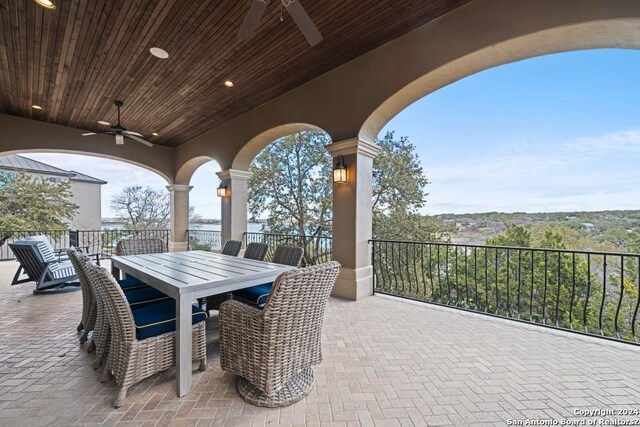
110 250 295 397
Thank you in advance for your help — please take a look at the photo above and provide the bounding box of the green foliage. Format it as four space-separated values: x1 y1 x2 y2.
248 130 449 242
372 131 449 241
0 171 76 245
248 131 333 237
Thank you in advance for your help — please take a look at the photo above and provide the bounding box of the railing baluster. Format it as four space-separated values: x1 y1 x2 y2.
530 250 534 322
484 247 489 313
494 248 499 315
474 247 478 310
517 250 522 319
584 254 592 333
569 253 576 330
633 256 640 342
554 251 562 327
454 246 459 306
614 256 624 339
464 246 469 306
446 247 451 304
542 251 548 325
506 248 511 317
437 245 442 302
599 255 607 336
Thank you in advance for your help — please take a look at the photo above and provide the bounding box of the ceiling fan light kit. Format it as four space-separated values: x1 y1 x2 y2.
238 0 322 46
81 100 153 147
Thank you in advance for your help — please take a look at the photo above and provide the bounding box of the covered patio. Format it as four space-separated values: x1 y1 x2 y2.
1 261 638 426
2 0 640 425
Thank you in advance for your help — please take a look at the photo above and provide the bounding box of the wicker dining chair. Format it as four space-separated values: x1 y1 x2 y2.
221 239 242 256
220 261 340 407
271 245 304 267
67 250 97 344
83 262 207 408
244 242 268 261
231 245 304 307
113 238 166 279
198 239 246 311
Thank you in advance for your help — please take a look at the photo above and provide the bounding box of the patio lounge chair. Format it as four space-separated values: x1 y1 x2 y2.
83 261 207 408
9 240 80 293
232 245 304 307
220 261 340 407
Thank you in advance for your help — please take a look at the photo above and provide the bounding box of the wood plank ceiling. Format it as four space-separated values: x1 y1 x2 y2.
0 0 472 147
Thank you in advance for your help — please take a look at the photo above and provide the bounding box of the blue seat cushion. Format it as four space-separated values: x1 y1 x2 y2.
118 277 148 291
232 283 272 306
132 299 208 340
124 287 171 308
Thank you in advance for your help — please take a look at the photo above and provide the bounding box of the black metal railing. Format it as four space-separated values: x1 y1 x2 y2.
187 229 222 252
77 229 171 257
0 230 70 260
244 232 332 267
371 240 640 344
0 229 171 260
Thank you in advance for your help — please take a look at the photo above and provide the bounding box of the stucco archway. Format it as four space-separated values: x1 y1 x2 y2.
231 123 327 171
359 18 640 142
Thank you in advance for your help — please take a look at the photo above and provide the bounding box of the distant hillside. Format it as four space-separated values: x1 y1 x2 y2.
433 210 640 247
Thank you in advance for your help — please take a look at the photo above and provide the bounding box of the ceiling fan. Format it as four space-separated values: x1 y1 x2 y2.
238 0 322 46
82 100 153 147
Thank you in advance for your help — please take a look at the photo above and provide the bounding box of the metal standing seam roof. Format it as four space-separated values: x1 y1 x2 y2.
0 154 106 184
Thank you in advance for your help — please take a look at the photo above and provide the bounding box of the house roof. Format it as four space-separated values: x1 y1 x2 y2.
0 154 106 185
68 170 108 185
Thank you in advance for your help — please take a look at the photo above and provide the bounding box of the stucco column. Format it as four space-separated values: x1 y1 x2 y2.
166 184 193 252
217 169 252 245
325 138 381 300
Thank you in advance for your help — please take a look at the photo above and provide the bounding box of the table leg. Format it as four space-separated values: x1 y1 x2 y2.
110 264 120 281
176 293 193 397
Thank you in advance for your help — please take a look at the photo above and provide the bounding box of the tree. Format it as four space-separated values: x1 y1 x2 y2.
248 131 333 237
248 130 450 242
0 171 77 245
111 186 171 230
373 131 449 240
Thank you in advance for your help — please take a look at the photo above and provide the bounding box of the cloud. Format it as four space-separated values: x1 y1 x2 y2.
422 128 640 214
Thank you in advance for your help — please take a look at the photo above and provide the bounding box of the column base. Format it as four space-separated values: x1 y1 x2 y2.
168 241 189 252
330 266 373 300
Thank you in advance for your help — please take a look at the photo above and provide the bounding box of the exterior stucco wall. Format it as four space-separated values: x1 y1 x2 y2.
69 181 102 230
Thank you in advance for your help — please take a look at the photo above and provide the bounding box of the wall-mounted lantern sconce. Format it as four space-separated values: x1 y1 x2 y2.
216 180 229 198
333 155 347 183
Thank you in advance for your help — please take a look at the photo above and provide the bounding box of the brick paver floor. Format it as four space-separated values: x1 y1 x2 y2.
0 259 638 426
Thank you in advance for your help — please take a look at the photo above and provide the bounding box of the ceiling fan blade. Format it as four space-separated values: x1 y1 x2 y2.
125 134 154 147
81 132 97 136
123 130 143 137
238 0 269 41
285 0 322 46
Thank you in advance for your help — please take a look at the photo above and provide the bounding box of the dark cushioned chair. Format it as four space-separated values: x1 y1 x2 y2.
232 245 304 307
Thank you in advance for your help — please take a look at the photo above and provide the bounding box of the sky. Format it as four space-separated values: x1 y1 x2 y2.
28 48 640 218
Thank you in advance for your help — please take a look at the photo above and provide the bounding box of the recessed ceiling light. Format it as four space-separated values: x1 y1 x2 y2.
34 0 56 10
149 47 169 59
224 80 234 87
31 105 43 110
98 120 110 126
152 132 159 136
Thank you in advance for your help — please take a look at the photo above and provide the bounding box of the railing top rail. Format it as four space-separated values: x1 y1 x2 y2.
369 238 640 258
244 232 332 239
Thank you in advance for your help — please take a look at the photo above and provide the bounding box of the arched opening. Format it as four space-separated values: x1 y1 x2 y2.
181 157 223 251
243 127 333 265
367 47 640 340
0 151 172 259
